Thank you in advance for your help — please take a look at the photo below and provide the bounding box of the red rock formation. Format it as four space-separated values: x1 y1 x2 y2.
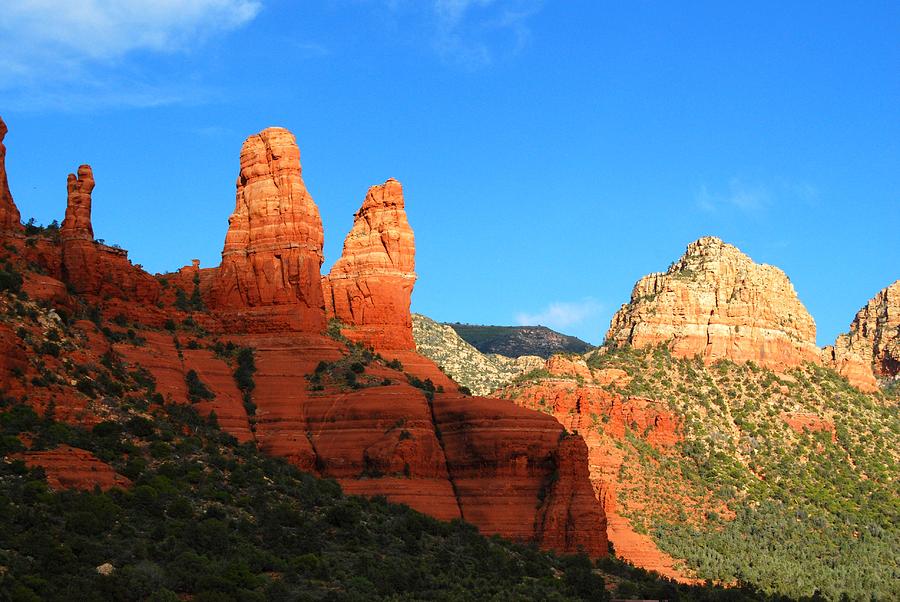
62 165 95 240
18 445 131 491
781 412 836 441
820 345 878 393
498 375 687 578
240 337 608 557
57 165 160 302
211 128 326 333
606 237 820 371
0 324 28 397
323 178 416 351
0 116 23 232
824 280 900 387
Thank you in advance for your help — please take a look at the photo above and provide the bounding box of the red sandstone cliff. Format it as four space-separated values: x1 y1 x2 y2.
606 236 820 371
210 127 326 333
323 178 417 350
0 116 23 232
497 357 694 581
0 120 608 559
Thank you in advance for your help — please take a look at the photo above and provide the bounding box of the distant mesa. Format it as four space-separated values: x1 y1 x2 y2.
605 236 820 371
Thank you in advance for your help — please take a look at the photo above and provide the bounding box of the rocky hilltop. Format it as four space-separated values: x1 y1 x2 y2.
823 280 900 389
606 236 819 370
412 314 542 395
0 118 606 559
449 323 592 359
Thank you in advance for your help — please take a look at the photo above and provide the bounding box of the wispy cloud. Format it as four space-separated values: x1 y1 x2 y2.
696 177 820 213
0 0 262 110
385 0 542 69
697 178 769 213
515 298 603 330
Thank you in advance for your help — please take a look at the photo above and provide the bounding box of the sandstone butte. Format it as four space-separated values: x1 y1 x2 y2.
496 354 699 584
822 279 900 391
323 178 417 351
0 118 607 558
606 236 820 371
0 117 23 232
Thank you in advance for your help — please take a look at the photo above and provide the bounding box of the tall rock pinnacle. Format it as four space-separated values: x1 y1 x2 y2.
606 236 820 370
211 127 326 332
323 178 417 350
0 117 23 232
60 165 98 293
61 165 95 240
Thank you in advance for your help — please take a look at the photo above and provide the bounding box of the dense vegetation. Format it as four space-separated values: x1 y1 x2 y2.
586 345 900 601
447 323 592 359
0 399 619 601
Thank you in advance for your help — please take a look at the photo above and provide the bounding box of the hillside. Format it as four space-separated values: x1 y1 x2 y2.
499 347 899 600
412 314 543 396
0 118 608 561
448 323 592 358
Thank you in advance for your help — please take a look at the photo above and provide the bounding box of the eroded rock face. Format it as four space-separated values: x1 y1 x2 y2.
606 236 819 370
0 117 22 231
497 373 685 579
18 446 132 491
59 165 159 301
62 165 95 240
211 127 326 333
324 179 416 350
825 280 900 384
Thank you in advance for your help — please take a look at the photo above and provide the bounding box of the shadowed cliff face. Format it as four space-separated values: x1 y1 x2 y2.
0 118 608 559
606 236 820 371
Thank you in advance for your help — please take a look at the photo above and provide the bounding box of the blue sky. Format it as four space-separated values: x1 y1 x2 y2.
1 1 897 345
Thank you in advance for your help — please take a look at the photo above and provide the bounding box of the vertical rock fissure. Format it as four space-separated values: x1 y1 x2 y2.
423 394 465 521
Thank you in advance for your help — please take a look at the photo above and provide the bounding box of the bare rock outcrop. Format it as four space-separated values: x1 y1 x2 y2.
323 178 416 350
606 236 819 370
211 127 326 333
824 280 900 387
0 117 22 232
59 165 158 301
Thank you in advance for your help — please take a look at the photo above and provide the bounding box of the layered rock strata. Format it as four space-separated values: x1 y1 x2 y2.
211 128 326 333
606 236 819 370
324 179 416 350
0 116 22 231
823 280 900 387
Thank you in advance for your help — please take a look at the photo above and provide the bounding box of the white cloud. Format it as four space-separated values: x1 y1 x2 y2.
697 178 769 213
386 0 542 68
0 0 261 109
697 177 820 213
515 299 603 330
